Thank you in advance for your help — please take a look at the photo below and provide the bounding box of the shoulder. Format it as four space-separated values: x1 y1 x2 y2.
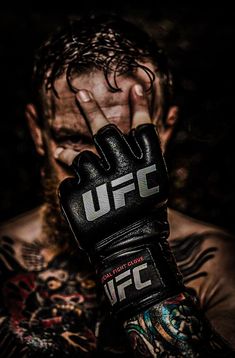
168 208 235 260
0 206 45 272
168 209 235 270
168 208 231 241
168 208 235 305
168 208 235 272
0 206 43 243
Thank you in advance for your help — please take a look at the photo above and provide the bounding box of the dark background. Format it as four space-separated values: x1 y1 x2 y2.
1 5 235 234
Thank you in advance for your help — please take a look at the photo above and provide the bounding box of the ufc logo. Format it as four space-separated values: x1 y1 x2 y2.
103 263 152 306
82 164 159 221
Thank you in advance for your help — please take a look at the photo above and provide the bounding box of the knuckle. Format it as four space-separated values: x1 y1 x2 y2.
134 111 150 122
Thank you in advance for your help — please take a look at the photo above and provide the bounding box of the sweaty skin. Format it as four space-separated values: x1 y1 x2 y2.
1 208 235 356
1 72 235 356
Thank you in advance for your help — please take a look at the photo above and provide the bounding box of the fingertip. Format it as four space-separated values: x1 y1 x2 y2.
77 90 92 103
54 147 78 166
129 83 149 110
54 147 64 159
134 84 144 97
75 90 108 135
130 84 151 128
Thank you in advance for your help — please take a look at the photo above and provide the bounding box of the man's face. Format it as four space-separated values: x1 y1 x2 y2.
41 64 160 184
29 64 176 248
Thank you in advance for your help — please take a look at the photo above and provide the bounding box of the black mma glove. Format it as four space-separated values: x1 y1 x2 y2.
59 123 184 320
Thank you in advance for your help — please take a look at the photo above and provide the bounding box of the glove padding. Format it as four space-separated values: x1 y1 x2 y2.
59 123 183 319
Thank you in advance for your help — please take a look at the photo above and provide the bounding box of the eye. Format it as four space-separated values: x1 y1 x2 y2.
56 135 82 144
56 135 93 145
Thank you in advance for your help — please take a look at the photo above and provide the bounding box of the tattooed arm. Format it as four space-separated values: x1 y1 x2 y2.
124 291 234 357
123 231 235 357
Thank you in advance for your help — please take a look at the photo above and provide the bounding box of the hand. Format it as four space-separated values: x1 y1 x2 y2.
58 84 183 319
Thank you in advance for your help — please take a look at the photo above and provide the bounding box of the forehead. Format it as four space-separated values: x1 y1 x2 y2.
44 62 157 134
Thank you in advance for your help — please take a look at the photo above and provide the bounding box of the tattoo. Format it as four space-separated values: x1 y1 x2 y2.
0 235 130 357
170 233 218 285
124 291 234 357
1 233 234 356
0 236 45 274
0 235 100 356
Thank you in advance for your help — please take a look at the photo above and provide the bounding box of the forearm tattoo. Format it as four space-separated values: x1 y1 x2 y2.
124 291 234 357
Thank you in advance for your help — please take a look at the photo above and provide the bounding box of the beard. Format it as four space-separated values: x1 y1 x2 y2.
40 159 83 257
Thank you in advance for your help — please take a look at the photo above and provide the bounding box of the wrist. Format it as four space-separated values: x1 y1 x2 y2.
96 234 184 320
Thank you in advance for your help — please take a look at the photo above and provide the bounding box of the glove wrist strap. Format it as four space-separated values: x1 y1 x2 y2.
97 239 184 320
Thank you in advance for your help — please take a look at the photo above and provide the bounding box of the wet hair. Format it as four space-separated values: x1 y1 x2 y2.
32 14 173 124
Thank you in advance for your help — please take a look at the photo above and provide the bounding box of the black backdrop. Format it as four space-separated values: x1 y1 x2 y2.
1 5 235 234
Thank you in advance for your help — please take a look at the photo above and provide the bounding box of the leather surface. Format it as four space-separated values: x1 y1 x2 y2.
59 123 169 250
59 123 183 317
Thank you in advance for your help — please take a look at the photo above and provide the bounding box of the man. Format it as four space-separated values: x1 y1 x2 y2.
0 14 235 357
